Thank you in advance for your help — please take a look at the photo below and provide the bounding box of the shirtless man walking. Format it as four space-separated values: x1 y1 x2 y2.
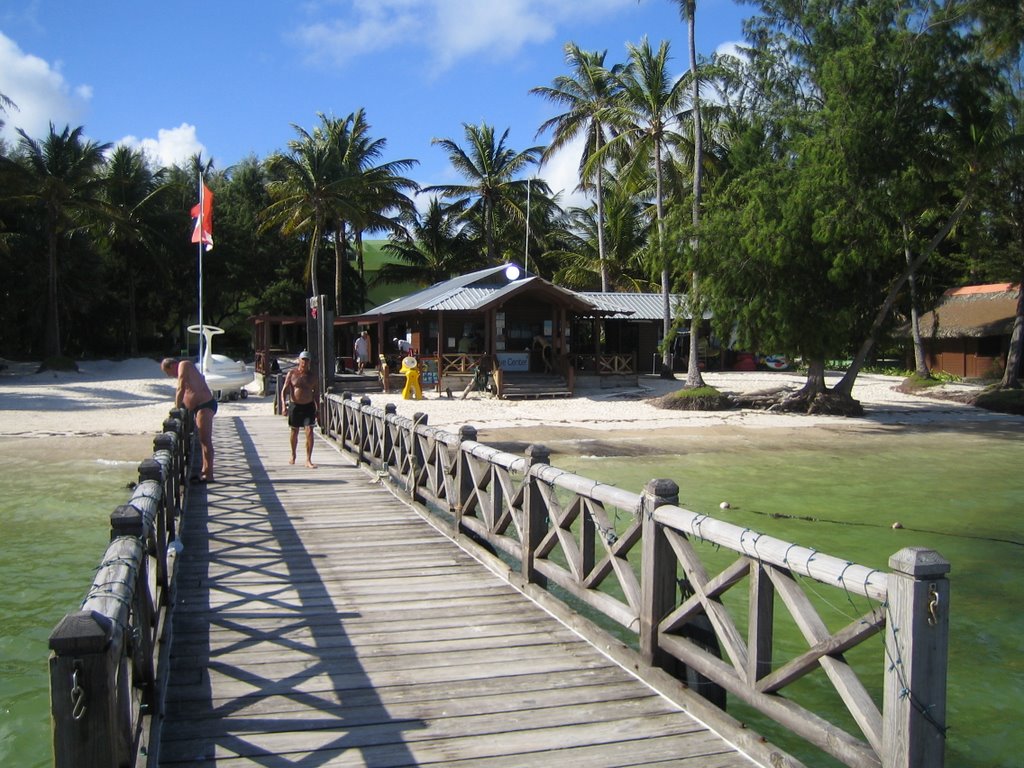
280 351 319 468
161 357 217 482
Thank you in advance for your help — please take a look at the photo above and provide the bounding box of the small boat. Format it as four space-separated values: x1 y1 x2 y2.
188 324 254 400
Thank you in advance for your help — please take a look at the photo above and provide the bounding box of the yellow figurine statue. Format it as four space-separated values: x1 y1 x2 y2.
399 355 422 400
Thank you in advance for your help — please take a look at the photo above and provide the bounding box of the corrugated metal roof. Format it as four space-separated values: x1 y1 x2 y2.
577 292 709 320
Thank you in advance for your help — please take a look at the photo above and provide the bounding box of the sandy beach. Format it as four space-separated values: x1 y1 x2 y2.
1 357 1020 460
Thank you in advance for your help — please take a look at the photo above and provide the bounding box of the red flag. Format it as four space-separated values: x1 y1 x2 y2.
191 181 214 250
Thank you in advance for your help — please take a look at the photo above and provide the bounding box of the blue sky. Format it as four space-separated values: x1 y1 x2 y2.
0 0 749 207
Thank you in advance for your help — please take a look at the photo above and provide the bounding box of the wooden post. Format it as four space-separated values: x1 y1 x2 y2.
358 396 372 465
640 478 679 667
411 412 428 502
522 444 550 587
383 403 397 470
49 612 125 768
456 425 478 530
882 547 950 768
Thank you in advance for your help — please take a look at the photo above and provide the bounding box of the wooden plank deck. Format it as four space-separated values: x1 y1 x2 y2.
158 410 758 767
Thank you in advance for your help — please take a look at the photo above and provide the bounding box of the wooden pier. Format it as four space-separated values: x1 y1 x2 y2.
159 411 757 766
49 396 952 768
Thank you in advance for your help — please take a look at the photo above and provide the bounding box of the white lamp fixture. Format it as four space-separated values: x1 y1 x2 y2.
505 264 521 281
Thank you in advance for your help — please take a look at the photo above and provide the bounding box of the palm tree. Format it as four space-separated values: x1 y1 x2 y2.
262 126 340 300
8 123 111 359
375 197 477 287
102 145 167 355
426 123 542 265
671 0 707 388
531 43 622 291
604 39 687 375
320 110 418 313
549 179 652 291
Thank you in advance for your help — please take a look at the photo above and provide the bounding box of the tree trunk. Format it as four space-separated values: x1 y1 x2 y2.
683 10 706 390
356 230 366 312
1000 282 1023 389
905 225 930 378
799 358 828 398
835 189 973 397
46 221 61 359
334 221 347 315
655 140 674 377
596 164 608 292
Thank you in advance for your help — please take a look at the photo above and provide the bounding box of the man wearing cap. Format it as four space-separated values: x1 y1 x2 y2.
280 351 319 468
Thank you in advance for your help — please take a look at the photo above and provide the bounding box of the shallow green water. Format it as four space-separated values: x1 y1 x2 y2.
558 428 1024 768
2 428 1020 767
0 449 140 768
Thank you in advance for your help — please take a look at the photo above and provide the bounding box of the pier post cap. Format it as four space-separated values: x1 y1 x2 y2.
643 478 679 504
360 396 372 406
110 504 144 539
162 416 182 434
413 412 428 425
138 457 163 483
153 433 175 452
525 444 550 464
49 610 115 654
888 546 951 577
384 403 397 415
341 392 353 401
458 425 478 441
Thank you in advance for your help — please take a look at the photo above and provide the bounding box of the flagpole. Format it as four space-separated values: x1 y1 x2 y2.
197 173 205 374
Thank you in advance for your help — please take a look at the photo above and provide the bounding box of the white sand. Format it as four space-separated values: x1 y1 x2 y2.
0 358 1016 440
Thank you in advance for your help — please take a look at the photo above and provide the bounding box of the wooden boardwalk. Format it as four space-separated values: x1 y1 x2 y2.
158 410 757 767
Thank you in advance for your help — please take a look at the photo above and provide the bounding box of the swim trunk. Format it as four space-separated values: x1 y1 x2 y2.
288 401 317 428
192 398 218 416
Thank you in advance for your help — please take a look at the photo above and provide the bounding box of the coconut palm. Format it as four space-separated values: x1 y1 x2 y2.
375 197 477 287
425 123 542 265
262 126 340 300
320 110 418 313
531 43 622 291
603 39 687 375
671 0 708 388
7 123 111 359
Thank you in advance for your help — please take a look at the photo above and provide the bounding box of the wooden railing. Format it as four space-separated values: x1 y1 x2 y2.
569 352 635 375
48 409 193 768
322 393 950 768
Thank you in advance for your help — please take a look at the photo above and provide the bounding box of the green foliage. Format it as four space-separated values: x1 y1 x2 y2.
657 385 733 411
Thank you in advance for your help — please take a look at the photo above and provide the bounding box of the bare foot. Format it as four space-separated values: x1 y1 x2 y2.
288 456 296 465
306 461 318 469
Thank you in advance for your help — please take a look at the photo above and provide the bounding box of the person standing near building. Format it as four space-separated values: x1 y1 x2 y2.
280 351 319 468
354 330 371 374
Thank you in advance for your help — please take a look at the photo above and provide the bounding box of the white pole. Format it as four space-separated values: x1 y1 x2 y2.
524 178 531 276
197 174 205 374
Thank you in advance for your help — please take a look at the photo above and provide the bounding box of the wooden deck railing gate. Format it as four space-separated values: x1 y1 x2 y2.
48 409 193 768
323 392 950 768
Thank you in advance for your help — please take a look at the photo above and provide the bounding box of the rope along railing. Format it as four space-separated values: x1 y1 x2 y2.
322 392 950 768
48 408 194 768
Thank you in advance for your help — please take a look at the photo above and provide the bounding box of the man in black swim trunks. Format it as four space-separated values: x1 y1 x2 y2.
161 357 217 482
280 351 320 468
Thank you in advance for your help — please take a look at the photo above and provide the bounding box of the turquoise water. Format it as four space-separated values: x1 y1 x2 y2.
557 427 1024 768
0 441 143 768
2 428 1021 767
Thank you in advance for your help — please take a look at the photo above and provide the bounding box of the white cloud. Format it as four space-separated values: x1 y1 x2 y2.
0 31 90 143
537 132 589 211
293 0 636 75
116 123 206 169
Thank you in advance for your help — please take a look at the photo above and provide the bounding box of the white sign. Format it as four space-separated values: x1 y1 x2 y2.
497 352 529 372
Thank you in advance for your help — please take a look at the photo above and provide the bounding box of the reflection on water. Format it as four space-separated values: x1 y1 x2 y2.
557 427 1024 768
